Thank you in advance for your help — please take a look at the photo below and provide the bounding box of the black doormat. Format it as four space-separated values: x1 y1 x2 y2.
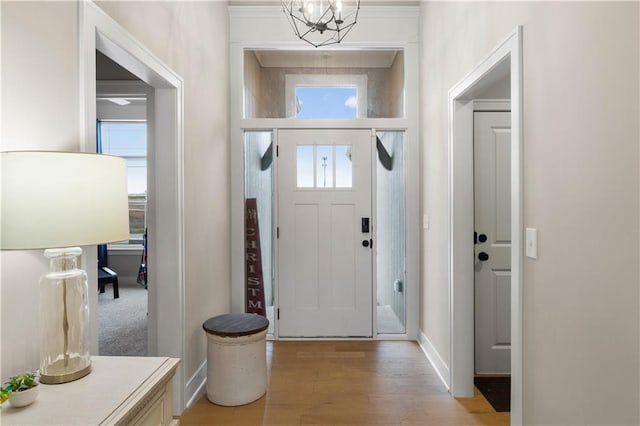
474 376 510 412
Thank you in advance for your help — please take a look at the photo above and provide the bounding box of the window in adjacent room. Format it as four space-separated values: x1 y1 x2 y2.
98 120 147 245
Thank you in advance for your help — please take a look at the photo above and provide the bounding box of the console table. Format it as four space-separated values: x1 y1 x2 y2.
2 356 180 425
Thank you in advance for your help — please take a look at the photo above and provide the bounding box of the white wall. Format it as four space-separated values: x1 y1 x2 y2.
419 2 639 424
1 0 81 377
1 1 231 402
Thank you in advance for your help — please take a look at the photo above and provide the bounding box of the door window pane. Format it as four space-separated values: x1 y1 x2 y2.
316 145 333 188
297 145 314 188
297 144 353 189
335 145 353 188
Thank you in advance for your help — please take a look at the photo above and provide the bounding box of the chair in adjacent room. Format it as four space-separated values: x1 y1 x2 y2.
98 244 119 298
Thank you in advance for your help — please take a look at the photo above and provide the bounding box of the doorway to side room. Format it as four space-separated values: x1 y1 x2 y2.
95 54 150 356
448 26 523 423
81 0 186 411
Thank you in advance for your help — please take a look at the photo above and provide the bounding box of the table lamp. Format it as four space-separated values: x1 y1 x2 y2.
1 151 129 384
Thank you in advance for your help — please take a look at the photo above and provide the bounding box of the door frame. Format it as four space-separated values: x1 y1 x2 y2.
229 4 420 341
80 1 186 413
448 26 523 425
238 122 414 341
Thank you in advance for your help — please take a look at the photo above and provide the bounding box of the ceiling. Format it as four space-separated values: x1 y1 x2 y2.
96 51 139 80
229 0 419 5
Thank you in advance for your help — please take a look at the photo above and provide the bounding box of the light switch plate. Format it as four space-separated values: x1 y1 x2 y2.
423 214 430 230
526 228 538 259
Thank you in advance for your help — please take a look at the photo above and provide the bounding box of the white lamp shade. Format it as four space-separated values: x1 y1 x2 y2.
1 151 130 249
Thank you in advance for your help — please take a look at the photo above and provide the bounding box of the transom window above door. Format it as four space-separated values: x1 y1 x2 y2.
286 74 367 119
297 144 353 189
295 86 358 119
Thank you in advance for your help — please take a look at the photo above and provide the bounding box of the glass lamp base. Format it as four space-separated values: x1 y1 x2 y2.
40 248 92 385
39 358 92 384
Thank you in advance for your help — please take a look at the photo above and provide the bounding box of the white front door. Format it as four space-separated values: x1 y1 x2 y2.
278 129 373 337
474 111 512 374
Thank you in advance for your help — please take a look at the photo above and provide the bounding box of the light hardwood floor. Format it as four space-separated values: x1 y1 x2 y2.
180 341 509 425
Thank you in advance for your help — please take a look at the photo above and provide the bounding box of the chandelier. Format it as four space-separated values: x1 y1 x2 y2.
281 0 360 48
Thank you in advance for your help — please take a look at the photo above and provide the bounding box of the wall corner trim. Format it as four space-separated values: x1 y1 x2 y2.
417 329 450 391
185 360 207 409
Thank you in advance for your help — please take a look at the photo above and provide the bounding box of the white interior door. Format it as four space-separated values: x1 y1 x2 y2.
278 129 372 337
474 111 512 374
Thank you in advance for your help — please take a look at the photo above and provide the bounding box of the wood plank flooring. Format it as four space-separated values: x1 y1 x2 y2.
179 341 509 425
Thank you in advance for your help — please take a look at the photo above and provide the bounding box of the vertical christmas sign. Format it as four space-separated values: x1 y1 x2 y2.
245 198 266 316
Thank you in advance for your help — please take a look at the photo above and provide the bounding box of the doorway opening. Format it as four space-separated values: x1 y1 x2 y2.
95 56 151 355
448 26 523 424
473 104 511 413
243 128 408 338
239 48 411 338
81 0 185 411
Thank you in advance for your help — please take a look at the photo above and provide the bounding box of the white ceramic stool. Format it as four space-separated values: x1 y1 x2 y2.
203 313 269 406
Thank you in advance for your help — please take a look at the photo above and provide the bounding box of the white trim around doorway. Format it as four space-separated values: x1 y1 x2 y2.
80 1 186 414
447 26 523 425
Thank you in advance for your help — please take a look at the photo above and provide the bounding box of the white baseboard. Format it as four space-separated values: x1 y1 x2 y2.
185 360 207 409
417 329 450 390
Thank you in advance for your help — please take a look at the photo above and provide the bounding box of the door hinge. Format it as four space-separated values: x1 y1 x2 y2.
277 308 280 320
276 145 279 157
277 227 280 238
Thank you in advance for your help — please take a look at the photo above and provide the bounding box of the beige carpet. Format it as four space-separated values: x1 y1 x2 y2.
98 284 147 356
